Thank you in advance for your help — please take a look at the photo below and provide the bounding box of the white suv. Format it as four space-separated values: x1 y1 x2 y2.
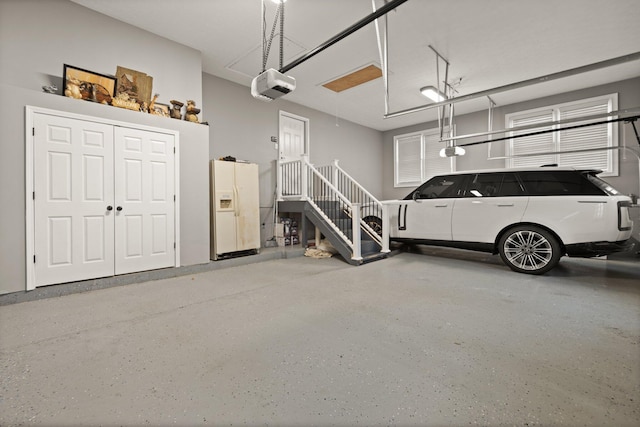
387 167 634 274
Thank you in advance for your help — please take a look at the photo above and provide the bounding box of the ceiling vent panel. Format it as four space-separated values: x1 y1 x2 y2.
226 35 307 78
321 64 383 93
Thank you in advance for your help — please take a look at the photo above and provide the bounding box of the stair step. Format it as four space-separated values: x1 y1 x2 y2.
361 240 380 254
298 200 385 266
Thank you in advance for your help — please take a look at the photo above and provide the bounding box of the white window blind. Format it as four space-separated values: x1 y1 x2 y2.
558 102 611 171
509 110 555 168
506 94 618 176
423 129 453 179
395 133 422 187
394 127 454 187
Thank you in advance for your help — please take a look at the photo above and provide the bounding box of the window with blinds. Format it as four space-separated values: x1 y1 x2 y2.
505 94 618 176
395 133 422 187
394 127 454 187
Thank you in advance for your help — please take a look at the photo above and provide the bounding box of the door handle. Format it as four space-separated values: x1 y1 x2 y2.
233 186 239 217
106 205 113 211
497 203 514 207
116 206 123 211
398 205 407 230
435 204 448 208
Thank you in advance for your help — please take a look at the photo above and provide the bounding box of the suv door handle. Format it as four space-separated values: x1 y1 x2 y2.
497 203 514 207
435 204 448 207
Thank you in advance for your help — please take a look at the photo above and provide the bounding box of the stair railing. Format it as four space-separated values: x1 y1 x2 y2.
278 158 305 200
278 155 389 259
318 160 389 253
307 158 362 261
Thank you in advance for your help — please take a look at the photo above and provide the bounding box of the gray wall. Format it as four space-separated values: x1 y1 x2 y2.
382 78 640 200
0 0 203 109
202 73 384 244
0 0 210 295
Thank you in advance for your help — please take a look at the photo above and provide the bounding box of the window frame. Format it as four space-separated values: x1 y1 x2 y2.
393 126 456 188
505 94 618 176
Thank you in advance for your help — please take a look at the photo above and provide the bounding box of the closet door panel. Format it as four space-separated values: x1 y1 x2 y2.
34 114 114 286
114 127 175 274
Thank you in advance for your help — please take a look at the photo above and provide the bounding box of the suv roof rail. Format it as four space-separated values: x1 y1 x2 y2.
540 163 559 167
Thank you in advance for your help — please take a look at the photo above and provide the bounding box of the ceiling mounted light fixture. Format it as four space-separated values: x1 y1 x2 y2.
439 146 466 157
420 85 446 102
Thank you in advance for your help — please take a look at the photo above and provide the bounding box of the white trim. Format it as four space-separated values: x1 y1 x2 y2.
25 105 181 291
25 107 36 291
173 132 181 268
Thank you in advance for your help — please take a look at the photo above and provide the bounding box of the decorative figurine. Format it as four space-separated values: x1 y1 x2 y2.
148 94 159 114
170 100 183 119
64 78 83 99
184 99 200 123
112 92 140 111
42 84 58 94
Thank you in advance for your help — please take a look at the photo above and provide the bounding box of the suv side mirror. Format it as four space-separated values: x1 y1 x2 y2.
412 190 420 202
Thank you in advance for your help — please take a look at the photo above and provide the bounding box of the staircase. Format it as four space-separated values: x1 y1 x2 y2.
277 156 391 265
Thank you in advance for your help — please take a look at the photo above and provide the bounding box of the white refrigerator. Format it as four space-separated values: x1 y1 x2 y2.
210 160 260 260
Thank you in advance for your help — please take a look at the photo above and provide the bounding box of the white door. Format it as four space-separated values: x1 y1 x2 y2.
234 162 260 251
279 111 308 197
279 111 308 162
114 127 175 274
34 114 115 286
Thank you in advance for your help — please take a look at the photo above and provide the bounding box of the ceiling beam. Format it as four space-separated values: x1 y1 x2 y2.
279 0 410 74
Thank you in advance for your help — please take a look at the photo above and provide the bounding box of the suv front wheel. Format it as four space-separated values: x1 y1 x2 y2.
498 225 562 275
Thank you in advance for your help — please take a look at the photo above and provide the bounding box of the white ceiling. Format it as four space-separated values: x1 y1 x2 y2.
72 0 640 131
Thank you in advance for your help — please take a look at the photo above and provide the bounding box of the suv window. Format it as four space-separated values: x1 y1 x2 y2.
465 173 525 197
517 171 605 196
585 173 621 196
406 174 467 200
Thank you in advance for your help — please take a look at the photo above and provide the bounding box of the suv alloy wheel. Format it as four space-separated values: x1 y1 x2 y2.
498 225 562 275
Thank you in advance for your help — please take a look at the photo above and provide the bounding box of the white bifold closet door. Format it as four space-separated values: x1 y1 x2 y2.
33 113 175 287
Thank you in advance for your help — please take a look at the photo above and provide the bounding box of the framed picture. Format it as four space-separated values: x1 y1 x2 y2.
63 64 115 104
115 66 153 106
151 102 170 117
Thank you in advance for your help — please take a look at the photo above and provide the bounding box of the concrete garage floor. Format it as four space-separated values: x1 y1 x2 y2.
1 249 639 426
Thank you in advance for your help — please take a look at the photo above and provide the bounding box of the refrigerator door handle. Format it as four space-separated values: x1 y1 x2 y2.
233 185 239 217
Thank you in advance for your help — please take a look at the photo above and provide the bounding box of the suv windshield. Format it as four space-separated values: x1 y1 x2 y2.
585 172 621 196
